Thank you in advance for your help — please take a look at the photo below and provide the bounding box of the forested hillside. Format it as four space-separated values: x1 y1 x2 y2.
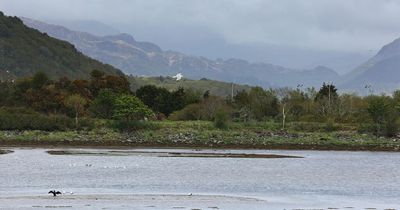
0 12 122 79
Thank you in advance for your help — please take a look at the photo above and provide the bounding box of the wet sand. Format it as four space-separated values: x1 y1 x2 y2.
0 193 394 210
0 193 267 209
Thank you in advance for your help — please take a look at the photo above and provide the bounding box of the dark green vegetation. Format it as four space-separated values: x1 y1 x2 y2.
0 71 202 131
2 70 400 151
0 13 121 79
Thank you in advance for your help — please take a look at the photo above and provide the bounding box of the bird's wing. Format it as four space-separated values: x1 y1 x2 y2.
48 191 53 193
56 191 62 194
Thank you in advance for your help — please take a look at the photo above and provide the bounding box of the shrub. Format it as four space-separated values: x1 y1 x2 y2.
214 109 229 129
113 95 154 121
0 107 93 131
169 104 202 121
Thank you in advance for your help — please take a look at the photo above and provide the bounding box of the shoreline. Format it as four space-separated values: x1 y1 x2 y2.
1 140 400 152
1 122 400 152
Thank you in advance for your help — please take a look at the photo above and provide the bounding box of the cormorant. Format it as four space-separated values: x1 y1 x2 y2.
48 190 62 197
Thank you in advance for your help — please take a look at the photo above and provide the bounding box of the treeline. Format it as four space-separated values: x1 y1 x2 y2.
0 70 200 130
1 70 400 137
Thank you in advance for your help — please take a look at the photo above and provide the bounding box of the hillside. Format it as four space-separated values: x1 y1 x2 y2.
129 76 251 97
21 17 340 88
0 12 122 79
341 37 400 93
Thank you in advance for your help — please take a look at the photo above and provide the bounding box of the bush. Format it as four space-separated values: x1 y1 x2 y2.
359 120 400 137
0 107 93 131
214 109 229 129
169 104 202 121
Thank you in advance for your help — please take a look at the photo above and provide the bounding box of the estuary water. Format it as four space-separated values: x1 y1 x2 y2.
0 148 399 209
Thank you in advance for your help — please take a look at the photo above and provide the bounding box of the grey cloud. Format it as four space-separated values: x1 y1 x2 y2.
2 0 400 73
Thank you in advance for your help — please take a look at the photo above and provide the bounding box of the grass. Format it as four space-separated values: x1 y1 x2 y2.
0 120 399 151
129 76 251 97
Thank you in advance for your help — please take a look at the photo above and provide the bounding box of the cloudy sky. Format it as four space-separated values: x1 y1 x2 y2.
2 0 400 74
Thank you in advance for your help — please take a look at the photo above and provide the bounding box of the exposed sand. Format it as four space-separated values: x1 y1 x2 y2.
0 194 268 209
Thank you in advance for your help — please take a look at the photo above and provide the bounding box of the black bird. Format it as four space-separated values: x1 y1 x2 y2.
48 190 62 197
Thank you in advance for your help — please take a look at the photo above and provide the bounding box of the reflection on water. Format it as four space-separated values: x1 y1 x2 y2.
1 148 400 209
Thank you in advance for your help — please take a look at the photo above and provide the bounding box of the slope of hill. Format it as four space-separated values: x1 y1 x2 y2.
0 12 122 79
129 76 251 97
21 17 340 88
342 37 400 93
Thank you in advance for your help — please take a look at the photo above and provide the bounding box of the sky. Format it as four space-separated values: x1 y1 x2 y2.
2 0 400 74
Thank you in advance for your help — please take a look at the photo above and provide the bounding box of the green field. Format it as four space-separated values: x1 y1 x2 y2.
129 76 251 97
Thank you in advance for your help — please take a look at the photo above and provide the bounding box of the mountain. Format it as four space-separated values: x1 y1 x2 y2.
0 12 122 79
21 17 339 88
342 37 400 93
45 19 120 36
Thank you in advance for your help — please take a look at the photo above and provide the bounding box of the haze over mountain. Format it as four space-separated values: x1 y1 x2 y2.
341 37 400 94
45 19 120 36
0 13 122 79
40 19 372 74
21 17 340 88
7 0 400 75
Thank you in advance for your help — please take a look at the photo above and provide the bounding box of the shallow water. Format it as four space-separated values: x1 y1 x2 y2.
1 148 400 209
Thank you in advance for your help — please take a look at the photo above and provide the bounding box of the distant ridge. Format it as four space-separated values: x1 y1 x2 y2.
21 17 340 88
341 37 400 93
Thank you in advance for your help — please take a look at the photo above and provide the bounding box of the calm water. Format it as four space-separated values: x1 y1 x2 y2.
0 148 399 209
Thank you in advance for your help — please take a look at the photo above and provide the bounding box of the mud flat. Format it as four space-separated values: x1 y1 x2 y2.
46 149 303 158
0 149 13 155
0 194 268 210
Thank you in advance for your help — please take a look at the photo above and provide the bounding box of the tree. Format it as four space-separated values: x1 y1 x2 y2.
90 69 105 79
89 70 131 97
203 90 210 99
136 85 172 115
25 84 67 114
113 94 153 121
89 89 117 119
315 82 338 102
71 80 92 100
315 83 339 120
214 108 229 129
248 87 279 121
64 94 87 127
233 88 279 122
31 71 49 89
103 75 131 94
366 96 399 137
168 96 231 121
170 87 186 111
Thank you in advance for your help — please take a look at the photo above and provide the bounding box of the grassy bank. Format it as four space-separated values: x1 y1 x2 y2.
1 121 400 151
